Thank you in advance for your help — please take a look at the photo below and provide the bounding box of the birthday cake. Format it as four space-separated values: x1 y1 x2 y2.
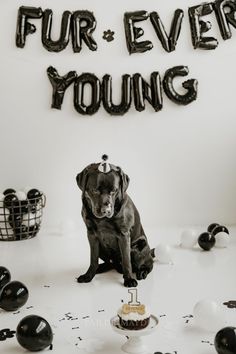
117 303 150 330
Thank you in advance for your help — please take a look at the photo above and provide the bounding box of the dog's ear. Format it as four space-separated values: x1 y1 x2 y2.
117 167 130 196
76 167 89 191
132 236 147 252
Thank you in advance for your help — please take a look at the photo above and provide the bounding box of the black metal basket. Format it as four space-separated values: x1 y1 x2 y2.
0 193 46 241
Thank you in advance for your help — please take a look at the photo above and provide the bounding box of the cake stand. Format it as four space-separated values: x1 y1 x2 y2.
110 315 158 354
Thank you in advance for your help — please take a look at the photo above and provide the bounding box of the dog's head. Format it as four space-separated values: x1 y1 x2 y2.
76 163 129 219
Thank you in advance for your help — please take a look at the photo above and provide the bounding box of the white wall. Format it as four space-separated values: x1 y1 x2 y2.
1 0 236 230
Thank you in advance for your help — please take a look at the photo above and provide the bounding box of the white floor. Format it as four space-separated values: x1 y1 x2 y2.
0 226 235 354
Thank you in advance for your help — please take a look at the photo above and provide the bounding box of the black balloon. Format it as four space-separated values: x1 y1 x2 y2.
207 223 220 233
72 11 97 53
74 73 101 115
27 189 42 204
0 267 11 290
214 0 236 40
16 315 53 351
3 194 18 210
124 11 153 54
150 9 184 52
42 9 72 52
133 72 163 112
188 3 218 49
102 74 132 115
3 189 16 196
0 281 29 311
163 66 198 105
16 6 43 48
212 225 229 236
214 327 236 354
47 66 77 110
198 232 216 251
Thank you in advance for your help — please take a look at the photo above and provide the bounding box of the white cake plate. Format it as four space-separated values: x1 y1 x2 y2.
110 315 158 354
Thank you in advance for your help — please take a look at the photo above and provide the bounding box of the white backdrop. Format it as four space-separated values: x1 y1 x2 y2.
1 0 236 230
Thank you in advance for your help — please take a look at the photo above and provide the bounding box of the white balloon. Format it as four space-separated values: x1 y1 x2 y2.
215 232 230 248
193 300 226 332
180 229 198 248
154 244 173 264
22 213 37 227
15 191 27 201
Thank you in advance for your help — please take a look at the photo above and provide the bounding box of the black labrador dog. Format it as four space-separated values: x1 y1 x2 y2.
76 161 154 287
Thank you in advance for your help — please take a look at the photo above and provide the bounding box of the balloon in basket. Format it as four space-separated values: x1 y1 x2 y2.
16 315 53 351
0 280 29 311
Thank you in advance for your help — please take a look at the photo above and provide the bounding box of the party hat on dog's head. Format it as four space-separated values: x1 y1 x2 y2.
98 154 111 173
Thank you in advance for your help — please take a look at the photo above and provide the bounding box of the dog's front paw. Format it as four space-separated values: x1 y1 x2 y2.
124 278 138 287
77 273 94 283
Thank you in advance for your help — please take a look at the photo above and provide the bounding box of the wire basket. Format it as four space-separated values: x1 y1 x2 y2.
0 192 46 241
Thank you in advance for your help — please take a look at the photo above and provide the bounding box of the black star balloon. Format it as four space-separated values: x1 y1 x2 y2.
0 267 11 290
0 281 29 311
16 315 53 351
198 232 215 251
207 223 219 233
214 327 236 354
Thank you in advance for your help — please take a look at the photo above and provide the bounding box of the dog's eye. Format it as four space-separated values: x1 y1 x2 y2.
92 189 100 195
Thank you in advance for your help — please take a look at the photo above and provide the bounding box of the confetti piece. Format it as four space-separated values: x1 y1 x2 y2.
26 306 34 309
223 300 236 308
72 327 80 330
82 316 90 319
13 311 20 315
159 314 166 317
98 310 105 313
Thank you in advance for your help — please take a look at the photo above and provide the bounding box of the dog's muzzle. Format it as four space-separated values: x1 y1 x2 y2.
93 204 113 218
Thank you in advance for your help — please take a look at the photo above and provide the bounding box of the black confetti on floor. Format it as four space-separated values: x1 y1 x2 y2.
159 314 166 317
13 311 20 315
98 309 105 312
223 300 236 308
185 320 189 323
102 29 115 42
78 337 83 341
182 314 193 318
82 316 90 319
26 306 34 309
72 327 80 330
44 285 50 288
0 329 16 341
121 299 124 303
